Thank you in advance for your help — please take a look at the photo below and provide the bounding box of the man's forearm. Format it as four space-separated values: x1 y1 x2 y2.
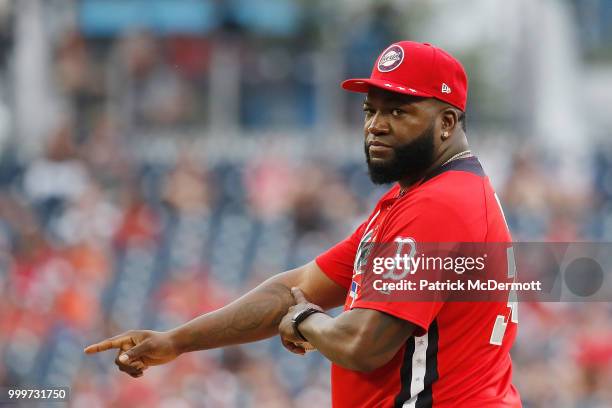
297 309 414 372
297 312 365 370
168 277 296 354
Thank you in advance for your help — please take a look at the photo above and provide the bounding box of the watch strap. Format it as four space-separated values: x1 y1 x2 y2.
292 306 323 341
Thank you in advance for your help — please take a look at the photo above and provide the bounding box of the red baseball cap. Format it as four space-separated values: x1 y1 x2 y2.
342 41 468 111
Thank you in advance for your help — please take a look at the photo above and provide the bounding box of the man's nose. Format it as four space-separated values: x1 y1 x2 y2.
367 112 390 135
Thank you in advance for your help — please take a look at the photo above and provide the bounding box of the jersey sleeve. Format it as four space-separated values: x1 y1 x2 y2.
353 196 474 335
315 221 367 290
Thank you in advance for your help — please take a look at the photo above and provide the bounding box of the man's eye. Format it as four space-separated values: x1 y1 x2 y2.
363 107 374 115
391 109 404 117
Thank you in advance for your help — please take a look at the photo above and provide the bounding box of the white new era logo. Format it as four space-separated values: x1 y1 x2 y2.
441 83 452 94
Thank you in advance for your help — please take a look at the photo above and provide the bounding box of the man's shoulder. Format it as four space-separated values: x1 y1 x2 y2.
424 156 485 184
408 173 486 210
388 170 490 232
415 160 491 208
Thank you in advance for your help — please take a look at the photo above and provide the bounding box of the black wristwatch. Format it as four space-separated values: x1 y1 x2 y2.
292 306 323 341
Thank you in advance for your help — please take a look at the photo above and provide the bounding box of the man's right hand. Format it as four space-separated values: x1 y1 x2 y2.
84 330 180 378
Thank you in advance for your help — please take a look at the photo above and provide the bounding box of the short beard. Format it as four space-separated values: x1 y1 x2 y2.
365 122 435 185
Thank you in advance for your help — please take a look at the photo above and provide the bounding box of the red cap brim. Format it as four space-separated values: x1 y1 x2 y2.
341 78 433 98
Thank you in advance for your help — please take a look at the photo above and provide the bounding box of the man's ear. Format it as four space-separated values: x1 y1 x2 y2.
440 108 459 136
439 108 460 141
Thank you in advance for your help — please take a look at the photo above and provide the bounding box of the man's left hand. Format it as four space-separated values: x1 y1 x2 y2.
278 287 322 355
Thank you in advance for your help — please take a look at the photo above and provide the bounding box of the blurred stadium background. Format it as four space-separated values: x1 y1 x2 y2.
0 0 611 407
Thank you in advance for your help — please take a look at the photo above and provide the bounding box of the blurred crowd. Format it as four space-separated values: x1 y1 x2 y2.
1 1 612 407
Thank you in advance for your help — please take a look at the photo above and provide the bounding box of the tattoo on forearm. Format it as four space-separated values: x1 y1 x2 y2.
230 301 273 331
189 283 295 349
255 283 296 326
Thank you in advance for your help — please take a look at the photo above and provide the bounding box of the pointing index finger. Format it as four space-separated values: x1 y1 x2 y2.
84 334 132 354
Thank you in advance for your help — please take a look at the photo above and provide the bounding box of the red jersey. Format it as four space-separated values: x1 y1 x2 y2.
316 157 521 408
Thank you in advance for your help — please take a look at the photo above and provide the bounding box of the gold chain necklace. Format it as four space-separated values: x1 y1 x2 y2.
398 150 473 197
441 150 472 167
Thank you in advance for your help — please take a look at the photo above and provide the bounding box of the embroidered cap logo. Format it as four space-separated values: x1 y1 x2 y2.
377 45 404 73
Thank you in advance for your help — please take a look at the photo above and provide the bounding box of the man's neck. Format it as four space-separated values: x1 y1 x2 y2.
398 144 471 190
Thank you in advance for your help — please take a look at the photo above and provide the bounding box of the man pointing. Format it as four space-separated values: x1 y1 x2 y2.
86 41 521 407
